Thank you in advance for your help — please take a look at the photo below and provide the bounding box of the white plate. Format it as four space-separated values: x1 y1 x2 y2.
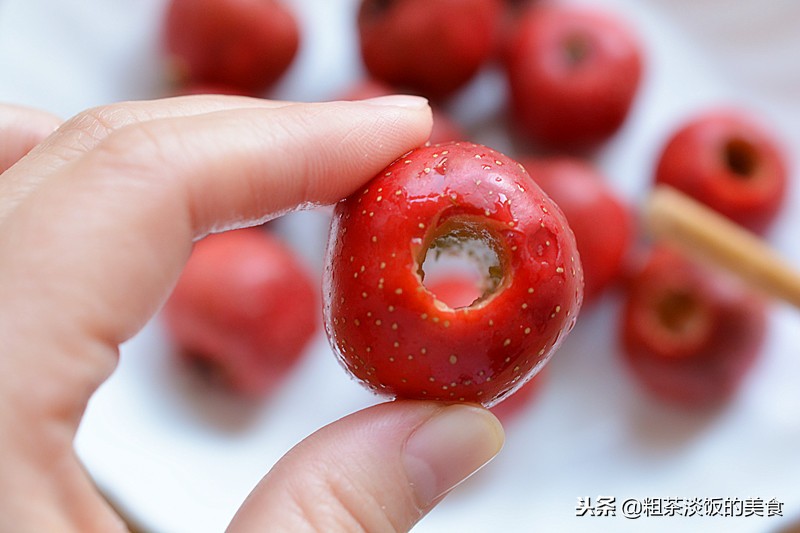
1 1 799 532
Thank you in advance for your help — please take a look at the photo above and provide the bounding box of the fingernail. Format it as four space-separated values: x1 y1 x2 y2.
403 404 504 507
360 94 429 109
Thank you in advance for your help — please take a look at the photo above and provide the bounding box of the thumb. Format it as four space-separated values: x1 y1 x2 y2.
227 401 504 532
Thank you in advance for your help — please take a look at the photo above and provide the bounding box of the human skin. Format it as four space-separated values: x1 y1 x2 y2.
0 95 503 532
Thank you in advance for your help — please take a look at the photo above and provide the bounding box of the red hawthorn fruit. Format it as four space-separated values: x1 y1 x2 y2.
425 273 547 419
505 4 643 150
620 246 768 408
163 228 317 397
357 0 503 101
490 370 545 421
337 79 465 144
163 0 300 95
654 109 788 234
522 157 633 303
323 141 583 407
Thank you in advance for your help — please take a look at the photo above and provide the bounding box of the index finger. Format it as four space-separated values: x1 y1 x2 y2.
0 95 431 442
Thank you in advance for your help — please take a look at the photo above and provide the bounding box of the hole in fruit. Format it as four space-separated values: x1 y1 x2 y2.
563 33 591 66
361 0 394 18
656 290 700 336
724 137 759 178
418 217 505 309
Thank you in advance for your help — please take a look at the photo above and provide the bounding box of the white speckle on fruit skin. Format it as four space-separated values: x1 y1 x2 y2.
375 319 382 326
395 288 403 295
524 327 531 335
556 267 564 274
380 262 387 269
420 348 427 355
450 355 458 365
361 292 368 299
404 160 413 164
503 338 511 347
521 303 528 310
393 341 400 348
528 287 535 294
391 322 398 330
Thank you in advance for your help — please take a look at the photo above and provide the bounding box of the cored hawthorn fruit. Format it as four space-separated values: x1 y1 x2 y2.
163 228 317 397
337 79 465 144
357 0 503 101
163 0 300 95
425 273 546 419
522 157 633 302
505 4 643 150
323 142 583 407
620 246 768 408
654 110 788 234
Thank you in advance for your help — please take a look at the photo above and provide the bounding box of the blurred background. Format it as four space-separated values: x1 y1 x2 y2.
1 0 799 532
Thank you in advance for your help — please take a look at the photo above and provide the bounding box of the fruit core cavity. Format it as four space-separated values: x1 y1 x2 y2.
563 33 591 66
656 290 701 336
418 216 506 309
724 137 759 178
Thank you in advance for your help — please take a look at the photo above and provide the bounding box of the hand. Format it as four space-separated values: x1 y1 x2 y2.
0 96 504 532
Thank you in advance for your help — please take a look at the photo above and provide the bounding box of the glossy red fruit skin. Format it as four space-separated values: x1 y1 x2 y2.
163 0 300 95
338 79 465 144
163 228 317 397
323 142 583 407
357 0 502 101
654 110 788 234
505 5 643 150
621 246 767 408
425 273 545 418
522 157 633 303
